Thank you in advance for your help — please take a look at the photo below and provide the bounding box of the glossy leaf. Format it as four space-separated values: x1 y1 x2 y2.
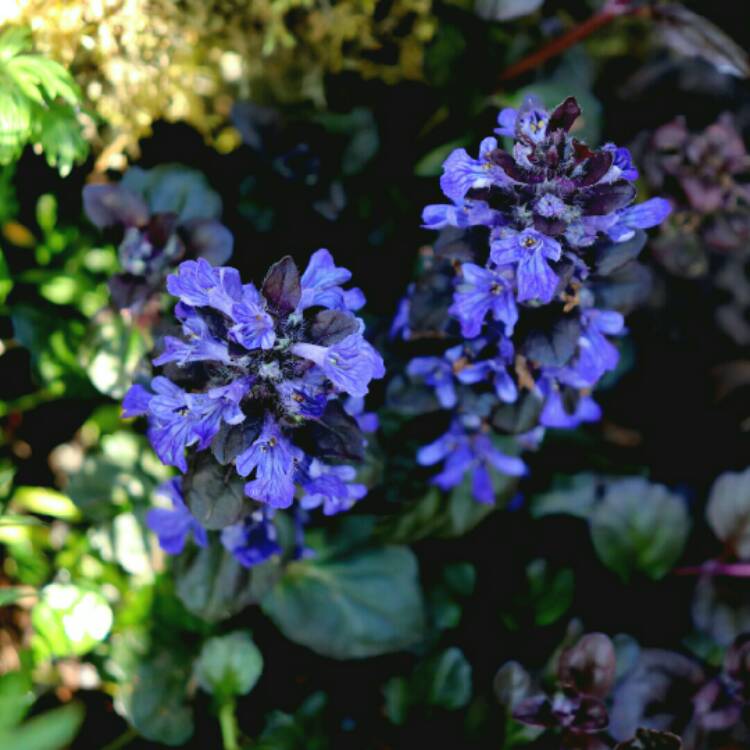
590 478 690 582
262 545 425 659
195 631 263 700
706 467 750 559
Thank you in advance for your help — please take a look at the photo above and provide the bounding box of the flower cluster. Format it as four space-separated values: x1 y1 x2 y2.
635 114 750 344
84 165 233 311
393 96 670 502
124 250 384 566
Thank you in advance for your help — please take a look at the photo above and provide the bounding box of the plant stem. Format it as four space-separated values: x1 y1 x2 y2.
674 562 750 577
497 1 643 84
219 700 240 750
101 728 138 750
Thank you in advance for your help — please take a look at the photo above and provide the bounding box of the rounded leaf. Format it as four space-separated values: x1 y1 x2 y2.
558 633 617 698
590 478 690 581
262 545 425 659
706 467 750 559
195 632 263 699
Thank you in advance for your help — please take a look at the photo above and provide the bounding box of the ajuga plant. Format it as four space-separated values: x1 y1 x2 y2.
391 95 671 503
83 165 234 312
123 250 384 568
635 114 750 344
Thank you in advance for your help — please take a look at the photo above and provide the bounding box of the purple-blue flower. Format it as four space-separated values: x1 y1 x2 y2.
537 378 602 429
417 422 527 504
298 248 365 312
235 416 303 508
449 263 518 338
490 229 562 304
221 510 281 568
146 478 207 555
440 137 507 204
292 329 385 398
407 94 670 504
124 250 380 517
406 346 463 409
300 460 367 515
456 338 518 404
229 284 276 350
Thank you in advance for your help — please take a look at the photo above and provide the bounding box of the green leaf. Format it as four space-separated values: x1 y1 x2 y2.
383 677 411 725
384 648 472 724
0 702 84 750
414 138 470 177
176 543 279 623
0 27 86 174
195 632 263 700
0 671 34 730
83 312 150 399
501 559 574 630
88 512 154 580
0 516 45 527
11 304 88 389
0 586 36 607
255 693 328 750
706 467 750 559
262 545 425 659
10 487 80 521
590 478 690 582
31 583 112 660
122 164 222 222
413 648 472 710
120 653 194 746
0 249 12 304
530 473 602 519
66 432 170 521
528 560 574 627
378 473 516 544
184 454 250 530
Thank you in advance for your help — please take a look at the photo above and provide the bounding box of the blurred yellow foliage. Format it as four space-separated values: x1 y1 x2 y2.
1 0 436 167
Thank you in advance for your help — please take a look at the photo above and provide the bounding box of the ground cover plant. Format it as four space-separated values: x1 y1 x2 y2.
1 1 750 748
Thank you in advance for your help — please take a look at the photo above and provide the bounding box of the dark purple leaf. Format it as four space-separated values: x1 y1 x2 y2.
570 694 609 733
261 256 301 315
184 219 234 265
578 151 614 187
594 231 647 276
724 634 750 699
108 274 151 311
494 661 532 711
211 417 262 466
145 213 180 248
310 309 358 345
610 649 705 743
83 183 149 229
549 97 582 134
489 149 542 183
591 262 652 313
310 401 365 461
533 215 568 236
184 452 250 530
491 391 544 434
558 633 617 699
580 183 636 216
692 678 741 731
522 316 582 368
385 376 441 417
513 693 557 728
615 728 683 750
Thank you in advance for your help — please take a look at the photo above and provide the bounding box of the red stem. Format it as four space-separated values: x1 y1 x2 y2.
498 3 644 84
674 562 750 578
